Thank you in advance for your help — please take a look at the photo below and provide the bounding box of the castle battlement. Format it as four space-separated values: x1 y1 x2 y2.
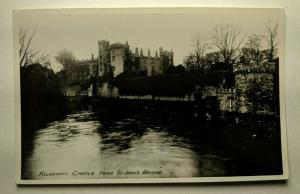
233 61 276 74
77 59 97 64
216 88 235 95
200 86 235 98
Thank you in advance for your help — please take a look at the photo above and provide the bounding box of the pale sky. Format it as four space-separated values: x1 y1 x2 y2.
13 8 282 70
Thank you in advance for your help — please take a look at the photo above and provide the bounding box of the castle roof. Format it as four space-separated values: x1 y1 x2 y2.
110 42 127 49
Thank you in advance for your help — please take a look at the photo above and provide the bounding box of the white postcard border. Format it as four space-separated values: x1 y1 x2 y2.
14 7 288 184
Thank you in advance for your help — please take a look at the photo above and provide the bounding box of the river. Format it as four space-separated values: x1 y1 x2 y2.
22 105 236 179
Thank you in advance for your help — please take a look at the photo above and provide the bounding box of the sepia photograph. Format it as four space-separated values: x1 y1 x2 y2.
14 8 287 184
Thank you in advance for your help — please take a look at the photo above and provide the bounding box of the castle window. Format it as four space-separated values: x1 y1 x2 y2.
112 50 115 54
112 56 115 61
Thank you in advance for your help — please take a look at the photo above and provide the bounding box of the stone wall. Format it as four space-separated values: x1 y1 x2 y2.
200 86 236 112
234 61 276 115
197 61 277 115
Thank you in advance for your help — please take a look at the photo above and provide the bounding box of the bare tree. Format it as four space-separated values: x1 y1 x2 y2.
205 51 221 64
246 34 264 62
240 47 252 63
55 49 76 70
19 27 48 67
211 24 246 66
192 38 210 69
266 21 279 61
184 37 210 71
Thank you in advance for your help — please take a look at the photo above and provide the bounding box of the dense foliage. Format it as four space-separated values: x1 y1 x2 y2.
114 71 234 97
21 64 66 130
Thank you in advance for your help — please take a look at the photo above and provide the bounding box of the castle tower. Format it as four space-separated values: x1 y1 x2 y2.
98 40 110 77
110 42 128 77
155 51 158 58
140 49 144 57
158 46 174 73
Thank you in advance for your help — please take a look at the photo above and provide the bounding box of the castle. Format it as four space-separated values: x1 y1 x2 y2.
67 40 174 83
65 40 278 115
97 40 173 77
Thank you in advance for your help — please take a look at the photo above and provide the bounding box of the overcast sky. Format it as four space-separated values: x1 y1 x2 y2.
13 8 282 70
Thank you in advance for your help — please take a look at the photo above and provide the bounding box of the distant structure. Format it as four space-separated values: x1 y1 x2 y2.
68 40 174 80
98 40 112 77
65 54 98 85
97 40 173 77
64 40 174 96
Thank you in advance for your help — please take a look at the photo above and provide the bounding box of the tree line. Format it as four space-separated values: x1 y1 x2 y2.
18 21 279 97
183 22 279 72
18 21 279 75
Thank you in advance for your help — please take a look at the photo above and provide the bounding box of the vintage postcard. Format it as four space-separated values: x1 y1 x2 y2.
14 8 288 184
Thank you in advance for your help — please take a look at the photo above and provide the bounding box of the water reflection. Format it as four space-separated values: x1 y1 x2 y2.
23 110 234 179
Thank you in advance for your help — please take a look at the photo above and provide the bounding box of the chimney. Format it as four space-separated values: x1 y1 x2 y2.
159 47 163 55
148 48 151 57
140 49 144 57
155 51 158 58
135 47 139 56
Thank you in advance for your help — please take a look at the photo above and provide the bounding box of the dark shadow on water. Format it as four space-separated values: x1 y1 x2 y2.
97 120 147 152
21 97 283 179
